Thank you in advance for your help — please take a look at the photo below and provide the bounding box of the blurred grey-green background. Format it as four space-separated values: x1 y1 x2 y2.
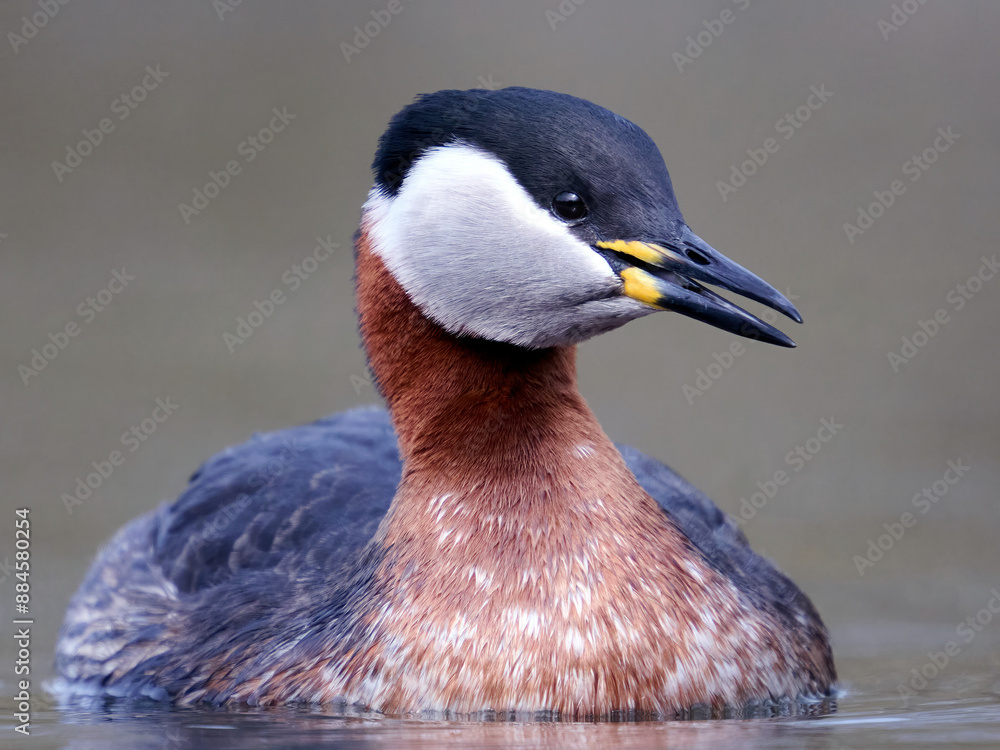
2 0 999 734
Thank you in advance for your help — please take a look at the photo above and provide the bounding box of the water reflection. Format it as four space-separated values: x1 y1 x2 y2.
36 681 999 750
51 702 840 750
0 666 978 750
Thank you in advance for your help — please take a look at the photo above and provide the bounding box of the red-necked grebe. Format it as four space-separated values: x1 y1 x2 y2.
56 87 836 718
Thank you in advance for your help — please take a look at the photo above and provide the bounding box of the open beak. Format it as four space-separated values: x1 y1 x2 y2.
596 226 802 347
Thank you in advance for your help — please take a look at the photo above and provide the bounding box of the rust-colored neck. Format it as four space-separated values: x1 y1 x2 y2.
326 225 837 715
356 226 608 482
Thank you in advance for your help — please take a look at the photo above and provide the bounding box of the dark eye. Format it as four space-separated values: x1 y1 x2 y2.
552 191 588 222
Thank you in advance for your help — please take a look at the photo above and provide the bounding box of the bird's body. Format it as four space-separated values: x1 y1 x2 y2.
56 87 836 717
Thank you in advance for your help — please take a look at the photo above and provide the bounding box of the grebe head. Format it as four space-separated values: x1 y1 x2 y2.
364 87 801 349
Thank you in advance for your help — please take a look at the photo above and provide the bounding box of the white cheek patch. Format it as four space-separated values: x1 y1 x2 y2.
365 143 655 348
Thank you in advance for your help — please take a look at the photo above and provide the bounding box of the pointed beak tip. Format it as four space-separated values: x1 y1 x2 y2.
600 233 803 348
751 326 797 349
673 229 803 326
781 301 804 325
